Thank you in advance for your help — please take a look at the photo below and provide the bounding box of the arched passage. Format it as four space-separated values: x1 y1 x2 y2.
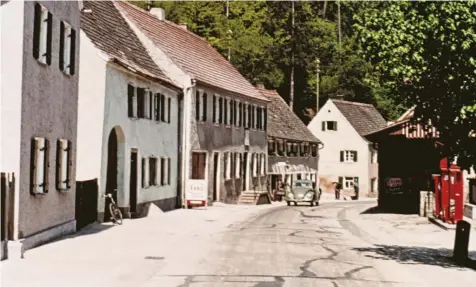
104 126 125 221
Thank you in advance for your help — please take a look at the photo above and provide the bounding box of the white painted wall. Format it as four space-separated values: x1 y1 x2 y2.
76 32 107 182
0 0 24 173
99 65 180 208
308 100 371 193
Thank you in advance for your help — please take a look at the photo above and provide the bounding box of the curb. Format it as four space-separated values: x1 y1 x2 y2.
428 216 456 231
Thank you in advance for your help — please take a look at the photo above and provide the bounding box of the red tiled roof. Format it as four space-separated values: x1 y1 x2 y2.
80 1 179 89
259 88 321 143
116 1 267 102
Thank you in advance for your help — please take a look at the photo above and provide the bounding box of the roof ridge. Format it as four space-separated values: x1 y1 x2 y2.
331 99 376 108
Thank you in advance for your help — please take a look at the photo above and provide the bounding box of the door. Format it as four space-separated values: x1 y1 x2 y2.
129 149 138 213
242 152 248 191
213 152 219 201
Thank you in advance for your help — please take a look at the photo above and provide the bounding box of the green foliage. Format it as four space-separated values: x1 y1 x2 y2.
355 1 476 168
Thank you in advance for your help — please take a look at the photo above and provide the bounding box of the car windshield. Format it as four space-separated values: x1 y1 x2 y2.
294 181 312 188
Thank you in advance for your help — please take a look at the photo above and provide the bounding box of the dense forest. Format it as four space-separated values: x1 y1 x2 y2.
133 1 405 124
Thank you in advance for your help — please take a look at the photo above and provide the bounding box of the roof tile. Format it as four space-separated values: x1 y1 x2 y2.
331 99 387 136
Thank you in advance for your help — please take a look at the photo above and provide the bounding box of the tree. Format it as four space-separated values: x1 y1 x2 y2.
354 1 476 169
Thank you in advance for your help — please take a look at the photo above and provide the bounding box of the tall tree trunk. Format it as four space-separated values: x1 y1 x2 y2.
322 0 327 18
289 1 295 110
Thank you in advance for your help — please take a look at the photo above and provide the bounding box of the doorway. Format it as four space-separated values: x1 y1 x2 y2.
104 127 125 222
242 152 248 191
213 152 219 201
129 149 138 213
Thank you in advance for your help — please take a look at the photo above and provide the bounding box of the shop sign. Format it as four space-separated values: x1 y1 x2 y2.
385 177 403 193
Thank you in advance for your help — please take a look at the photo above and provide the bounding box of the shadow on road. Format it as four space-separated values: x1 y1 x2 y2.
360 206 417 215
353 244 476 271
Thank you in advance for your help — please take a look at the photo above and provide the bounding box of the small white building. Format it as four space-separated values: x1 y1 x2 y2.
307 99 387 195
76 1 182 223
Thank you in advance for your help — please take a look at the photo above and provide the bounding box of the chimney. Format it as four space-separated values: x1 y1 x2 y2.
179 23 188 30
255 83 265 90
150 8 165 20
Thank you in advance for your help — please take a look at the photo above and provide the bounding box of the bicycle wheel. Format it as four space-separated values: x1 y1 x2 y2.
109 203 123 225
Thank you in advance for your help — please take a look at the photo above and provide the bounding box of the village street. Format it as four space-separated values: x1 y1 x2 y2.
2 194 475 287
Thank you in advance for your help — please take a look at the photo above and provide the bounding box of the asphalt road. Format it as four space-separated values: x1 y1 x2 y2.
151 201 425 287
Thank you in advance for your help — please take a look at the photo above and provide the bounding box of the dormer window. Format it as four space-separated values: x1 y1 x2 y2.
322 121 337 131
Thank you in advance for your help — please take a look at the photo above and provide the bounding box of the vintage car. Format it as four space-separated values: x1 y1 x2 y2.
285 180 321 206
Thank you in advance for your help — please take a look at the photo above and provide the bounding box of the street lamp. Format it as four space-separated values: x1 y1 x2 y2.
316 58 320 112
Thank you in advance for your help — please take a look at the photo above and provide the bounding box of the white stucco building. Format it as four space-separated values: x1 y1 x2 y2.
77 1 183 222
308 99 387 195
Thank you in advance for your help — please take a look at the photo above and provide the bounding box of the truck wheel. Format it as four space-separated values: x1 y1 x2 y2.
287 201 290 206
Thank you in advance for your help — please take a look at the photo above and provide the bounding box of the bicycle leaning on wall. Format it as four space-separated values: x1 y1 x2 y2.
102 193 123 225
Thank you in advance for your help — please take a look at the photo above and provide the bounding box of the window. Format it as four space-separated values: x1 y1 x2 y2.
260 153 265 175
224 98 228 125
268 140 276 155
235 153 241 178
195 91 200 121
137 88 146 118
229 99 234 126
252 153 258 177
59 21 76 75
371 150 378 163
252 105 256 129
257 107 262 130
202 93 207 122
263 108 267 131
247 104 252 129
341 177 358 189
213 95 217 123
161 158 170 185
322 121 338 131
191 152 207 179
31 137 50 194
244 103 249 128
149 157 157 186
167 98 171 123
128 84 135 118
236 101 241 127
311 144 318 157
218 96 223 124
33 3 52 65
154 93 161 121
233 100 238 126
144 89 151 119
142 158 149 188
340 150 358 163
56 139 72 191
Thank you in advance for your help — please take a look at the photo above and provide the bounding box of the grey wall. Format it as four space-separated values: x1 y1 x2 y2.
18 1 80 238
189 85 267 203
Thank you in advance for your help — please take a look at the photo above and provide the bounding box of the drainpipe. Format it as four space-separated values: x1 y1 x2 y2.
180 78 196 208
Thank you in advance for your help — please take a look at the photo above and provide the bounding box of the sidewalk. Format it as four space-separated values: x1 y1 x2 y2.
344 203 476 286
0 202 282 287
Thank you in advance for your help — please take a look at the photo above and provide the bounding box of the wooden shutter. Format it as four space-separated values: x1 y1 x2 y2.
128 85 134 118
212 95 216 123
167 98 171 123
354 151 358 162
338 176 343 188
231 153 235 179
46 12 53 65
43 139 50 193
33 3 42 59
59 21 65 71
264 108 267 131
195 91 200 121
161 158 166 185
340 151 344 162
69 29 76 75
149 91 153 120
167 158 171 185
203 93 207 122
334 121 338 131
56 140 62 190
30 138 38 194
218 97 223 124
142 158 146 188
67 140 73 189
322 122 325 131
223 152 228 179
153 94 159 121
224 98 228 124
160 94 166 121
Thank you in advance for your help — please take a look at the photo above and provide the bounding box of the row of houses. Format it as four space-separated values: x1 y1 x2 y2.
0 1 322 258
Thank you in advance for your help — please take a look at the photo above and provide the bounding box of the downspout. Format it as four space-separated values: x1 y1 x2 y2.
180 78 196 208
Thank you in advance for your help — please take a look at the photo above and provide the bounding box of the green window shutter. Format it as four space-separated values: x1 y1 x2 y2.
340 151 344 162
69 28 76 75
354 151 358 162
338 177 343 186
45 12 53 65
322 121 325 131
334 121 338 131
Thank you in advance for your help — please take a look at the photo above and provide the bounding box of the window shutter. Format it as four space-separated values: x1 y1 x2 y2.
212 95 216 123
142 158 146 188
247 105 251 128
264 108 268 131
30 138 38 194
322 122 325 131
46 12 53 65
43 138 50 193
203 93 207 122
157 93 162 121
153 94 158 121
67 140 73 189
161 158 166 185
354 151 358 162
223 152 228 179
59 21 65 71
69 29 76 75
167 158 171 185
218 97 223 124
127 85 134 118
340 151 344 162
56 140 62 190
224 98 228 124
334 121 338 131
167 98 171 123
195 91 200 121
160 94 165 121
338 176 343 187
33 3 42 59
149 91 153 120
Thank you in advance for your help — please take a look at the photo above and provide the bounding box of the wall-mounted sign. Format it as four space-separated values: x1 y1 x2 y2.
385 177 403 193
